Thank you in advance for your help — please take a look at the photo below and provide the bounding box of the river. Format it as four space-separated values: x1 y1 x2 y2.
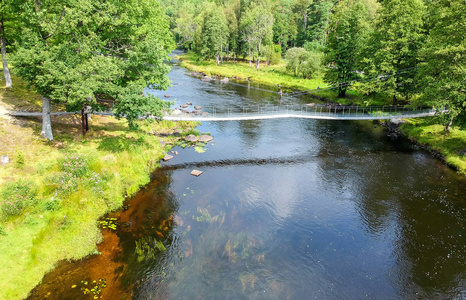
28 64 466 299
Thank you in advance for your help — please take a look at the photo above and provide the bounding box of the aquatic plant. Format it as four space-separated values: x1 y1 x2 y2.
135 236 167 262
98 218 118 230
192 207 225 223
72 278 107 299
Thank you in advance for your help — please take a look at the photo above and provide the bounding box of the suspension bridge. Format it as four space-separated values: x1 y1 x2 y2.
163 104 438 121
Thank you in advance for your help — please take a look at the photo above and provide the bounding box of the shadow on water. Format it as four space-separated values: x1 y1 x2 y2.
28 170 178 300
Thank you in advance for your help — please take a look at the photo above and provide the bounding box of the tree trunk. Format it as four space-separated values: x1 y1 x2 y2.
445 115 454 132
392 94 397 106
216 51 219 66
338 86 346 98
256 40 261 69
0 17 12 89
220 44 224 64
41 96 53 140
249 44 252 67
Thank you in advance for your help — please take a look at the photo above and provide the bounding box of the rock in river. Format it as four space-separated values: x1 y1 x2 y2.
163 154 174 161
191 170 203 177
198 135 213 143
185 134 198 142
194 106 202 110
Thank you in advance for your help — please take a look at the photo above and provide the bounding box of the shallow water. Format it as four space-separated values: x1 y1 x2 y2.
29 63 466 299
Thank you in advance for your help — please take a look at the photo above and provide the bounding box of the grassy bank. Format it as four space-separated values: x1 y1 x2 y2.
0 76 197 299
178 52 393 105
399 117 466 175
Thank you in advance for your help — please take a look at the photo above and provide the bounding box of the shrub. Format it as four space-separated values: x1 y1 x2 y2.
16 151 25 169
1 180 38 217
49 172 78 196
60 154 90 177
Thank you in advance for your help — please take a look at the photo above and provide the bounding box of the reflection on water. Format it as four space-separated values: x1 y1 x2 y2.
29 65 466 299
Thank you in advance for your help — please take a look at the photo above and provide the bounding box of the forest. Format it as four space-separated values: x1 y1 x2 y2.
160 0 465 130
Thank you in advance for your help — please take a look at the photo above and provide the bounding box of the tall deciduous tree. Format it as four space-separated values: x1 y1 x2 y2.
418 0 466 131
360 0 426 105
200 5 229 65
240 2 274 68
324 0 378 98
12 0 174 140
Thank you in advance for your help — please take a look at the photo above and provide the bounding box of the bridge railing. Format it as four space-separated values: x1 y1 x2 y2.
191 104 435 119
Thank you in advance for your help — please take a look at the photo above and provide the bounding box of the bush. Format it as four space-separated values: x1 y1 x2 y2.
1 180 38 217
16 151 25 169
60 154 90 177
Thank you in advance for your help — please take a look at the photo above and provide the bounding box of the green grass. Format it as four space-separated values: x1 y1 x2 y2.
0 75 197 299
400 117 466 175
178 52 392 105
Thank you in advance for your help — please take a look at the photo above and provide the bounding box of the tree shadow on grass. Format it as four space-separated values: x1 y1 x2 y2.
97 135 149 153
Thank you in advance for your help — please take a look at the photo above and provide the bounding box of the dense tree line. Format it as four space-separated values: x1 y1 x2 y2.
161 0 465 130
0 0 463 134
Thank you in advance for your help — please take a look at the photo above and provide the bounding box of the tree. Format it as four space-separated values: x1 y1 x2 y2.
273 0 298 52
240 2 274 68
12 0 174 140
306 0 334 46
417 0 466 131
324 0 378 98
174 2 197 50
360 0 426 105
295 0 313 45
200 5 229 65
0 0 20 88
285 47 321 78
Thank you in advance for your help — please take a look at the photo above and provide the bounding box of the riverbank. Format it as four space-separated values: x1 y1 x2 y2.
178 53 466 176
177 52 364 103
399 118 466 175
0 76 197 299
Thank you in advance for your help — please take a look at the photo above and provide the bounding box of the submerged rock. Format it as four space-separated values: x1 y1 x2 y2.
198 135 213 143
185 134 198 142
164 94 170 98
180 104 189 108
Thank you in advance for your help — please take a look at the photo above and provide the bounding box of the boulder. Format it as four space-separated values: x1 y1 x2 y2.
163 154 174 161
198 135 213 143
306 103 316 107
220 77 229 83
164 94 170 98
201 76 212 82
173 129 182 136
201 112 209 116
192 110 202 115
1 155 9 166
180 104 189 108
172 109 182 115
186 102 193 105
191 170 203 177
184 134 198 142
194 106 202 110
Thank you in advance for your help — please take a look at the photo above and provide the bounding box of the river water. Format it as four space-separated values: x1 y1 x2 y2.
29 65 466 299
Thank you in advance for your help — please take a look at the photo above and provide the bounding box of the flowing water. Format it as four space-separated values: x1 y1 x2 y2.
29 64 466 300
